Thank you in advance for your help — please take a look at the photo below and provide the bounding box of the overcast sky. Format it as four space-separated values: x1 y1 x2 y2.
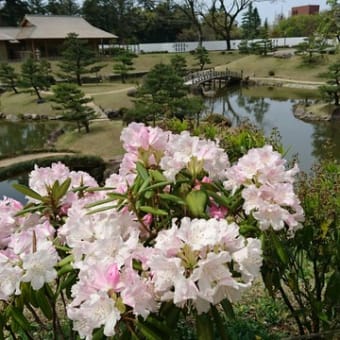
255 0 330 23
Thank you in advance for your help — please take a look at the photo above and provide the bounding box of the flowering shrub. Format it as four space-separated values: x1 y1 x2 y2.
0 123 304 339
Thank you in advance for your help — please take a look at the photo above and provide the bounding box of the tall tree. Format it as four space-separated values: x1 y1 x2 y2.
47 0 79 15
0 63 19 94
132 63 188 125
58 33 98 86
241 3 261 39
205 0 252 50
27 0 47 14
112 50 136 83
0 0 28 26
51 83 96 133
20 57 52 100
82 0 138 43
178 0 206 46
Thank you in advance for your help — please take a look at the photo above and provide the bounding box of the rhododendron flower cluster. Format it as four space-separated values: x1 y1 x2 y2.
0 123 304 339
223 145 304 232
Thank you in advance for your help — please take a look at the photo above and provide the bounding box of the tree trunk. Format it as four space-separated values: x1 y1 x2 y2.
77 73 82 86
83 120 90 133
33 86 42 100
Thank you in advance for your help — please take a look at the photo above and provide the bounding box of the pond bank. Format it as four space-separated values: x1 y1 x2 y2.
248 77 340 121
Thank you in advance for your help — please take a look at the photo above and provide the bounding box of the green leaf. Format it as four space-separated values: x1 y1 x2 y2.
85 197 118 209
140 206 168 216
136 320 164 340
14 204 44 216
57 263 73 276
186 190 208 218
139 181 172 193
158 193 186 205
325 271 340 306
87 205 118 214
160 302 180 329
0 313 5 340
211 305 228 340
205 190 230 207
35 289 53 320
136 162 149 181
60 272 78 291
57 254 74 267
150 169 167 182
220 298 235 320
138 177 151 194
12 183 43 201
145 316 173 337
270 232 289 265
8 306 32 334
54 178 71 201
196 313 214 340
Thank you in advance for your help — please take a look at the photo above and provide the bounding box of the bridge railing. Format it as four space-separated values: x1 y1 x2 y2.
184 69 242 85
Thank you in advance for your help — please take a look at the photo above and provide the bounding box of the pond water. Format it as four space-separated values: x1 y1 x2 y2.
205 86 340 172
0 120 69 202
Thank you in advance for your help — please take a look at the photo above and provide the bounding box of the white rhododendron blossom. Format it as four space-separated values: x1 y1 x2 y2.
148 217 262 314
160 131 230 181
0 123 305 339
0 253 22 300
224 145 304 233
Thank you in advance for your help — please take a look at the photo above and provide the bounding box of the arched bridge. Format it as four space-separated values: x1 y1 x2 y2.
184 69 243 89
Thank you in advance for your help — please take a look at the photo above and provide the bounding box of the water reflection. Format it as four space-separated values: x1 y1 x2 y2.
0 121 68 156
0 120 70 202
206 86 340 172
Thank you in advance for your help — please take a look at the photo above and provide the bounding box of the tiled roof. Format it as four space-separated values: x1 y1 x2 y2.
11 15 117 40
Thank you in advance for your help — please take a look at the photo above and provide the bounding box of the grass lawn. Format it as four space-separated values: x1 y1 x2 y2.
56 120 124 160
217 54 335 81
0 91 55 116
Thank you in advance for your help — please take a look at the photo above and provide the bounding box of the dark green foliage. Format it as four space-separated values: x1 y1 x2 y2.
112 50 137 83
0 0 28 26
238 40 250 54
129 63 204 126
58 33 99 86
261 161 340 335
241 3 261 39
20 57 52 100
170 54 188 77
273 14 322 38
0 63 19 94
51 83 96 133
46 0 79 15
193 46 211 70
27 0 47 14
296 36 326 64
0 154 105 182
319 59 340 105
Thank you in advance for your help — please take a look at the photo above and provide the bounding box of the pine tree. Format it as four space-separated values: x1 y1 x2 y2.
0 63 19 94
51 83 96 133
112 50 136 83
27 0 47 14
193 46 211 71
319 60 340 106
241 4 261 39
20 57 52 100
58 33 98 86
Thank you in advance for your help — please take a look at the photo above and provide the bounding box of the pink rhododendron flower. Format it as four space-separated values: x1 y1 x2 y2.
0 197 23 248
160 131 229 181
224 145 304 233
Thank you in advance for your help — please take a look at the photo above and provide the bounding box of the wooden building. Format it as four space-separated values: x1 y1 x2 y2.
0 15 117 61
